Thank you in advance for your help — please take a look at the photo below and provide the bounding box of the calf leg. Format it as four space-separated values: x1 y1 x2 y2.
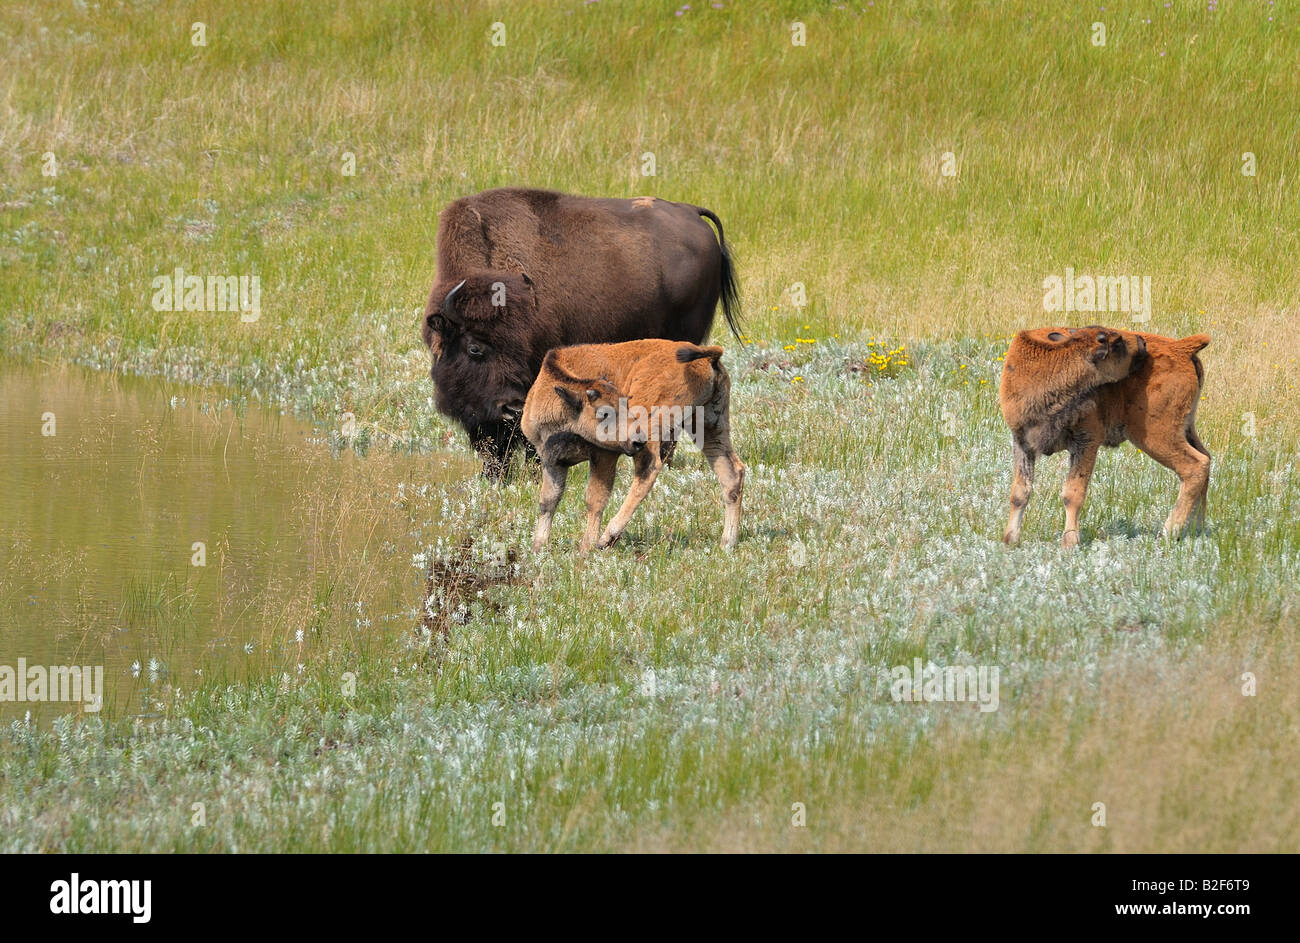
1142 432 1211 538
1060 438 1101 548
702 422 745 549
580 449 620 552
1186 425 1211 531
1002 441 1036 545
531 432 596 551
531 462 570 552
597 445 664 549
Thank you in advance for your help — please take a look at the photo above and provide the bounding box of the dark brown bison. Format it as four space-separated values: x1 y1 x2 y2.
421 188 741 478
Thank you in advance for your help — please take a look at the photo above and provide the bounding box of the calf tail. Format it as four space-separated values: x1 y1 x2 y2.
697 207 743 342
677 344 725 366
1173 333 1211 355
1174 333 1210 388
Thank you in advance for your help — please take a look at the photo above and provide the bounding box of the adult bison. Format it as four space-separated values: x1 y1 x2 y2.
420 188 740 478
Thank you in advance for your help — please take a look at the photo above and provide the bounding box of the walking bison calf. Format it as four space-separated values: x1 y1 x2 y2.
521 339 745 552
421 188 740 479
1000 325 1210 547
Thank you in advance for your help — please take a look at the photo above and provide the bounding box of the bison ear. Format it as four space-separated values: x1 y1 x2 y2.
421 310 447 359
554 385 584 413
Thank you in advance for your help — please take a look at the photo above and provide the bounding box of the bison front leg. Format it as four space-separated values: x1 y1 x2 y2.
531 462 570 552
1002 441 1036 545
1060 438 1101 548
580 449 620 553
597 445 664 549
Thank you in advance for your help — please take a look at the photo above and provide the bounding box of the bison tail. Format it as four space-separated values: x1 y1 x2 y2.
676 344 725 365
697 207 743 342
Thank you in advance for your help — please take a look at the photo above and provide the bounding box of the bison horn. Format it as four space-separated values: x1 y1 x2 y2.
442 279 468 323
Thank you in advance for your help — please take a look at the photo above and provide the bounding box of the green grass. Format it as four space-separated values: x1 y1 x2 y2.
2 0 1298 851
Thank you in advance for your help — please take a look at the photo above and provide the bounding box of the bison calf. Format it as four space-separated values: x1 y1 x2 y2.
521 339 745 551
1000 326 1210 547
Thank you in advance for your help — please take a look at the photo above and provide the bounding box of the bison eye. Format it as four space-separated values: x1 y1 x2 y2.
467 342 485 359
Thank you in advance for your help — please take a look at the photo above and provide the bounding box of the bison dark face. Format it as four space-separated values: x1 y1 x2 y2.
423 273 546 479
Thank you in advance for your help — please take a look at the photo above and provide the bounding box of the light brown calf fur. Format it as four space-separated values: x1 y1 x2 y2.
1000 326 1210 547
521 339 745 551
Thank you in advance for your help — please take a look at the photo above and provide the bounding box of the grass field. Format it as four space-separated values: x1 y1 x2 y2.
2 0 1298 851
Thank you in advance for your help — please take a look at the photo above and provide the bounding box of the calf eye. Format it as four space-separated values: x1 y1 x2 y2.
1047 331 1066 342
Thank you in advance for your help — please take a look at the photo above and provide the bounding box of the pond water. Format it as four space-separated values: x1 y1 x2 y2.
0 362 464 721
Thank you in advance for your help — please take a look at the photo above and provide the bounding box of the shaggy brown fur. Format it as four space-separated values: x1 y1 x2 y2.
521 339 744 551
1000 326 1210 547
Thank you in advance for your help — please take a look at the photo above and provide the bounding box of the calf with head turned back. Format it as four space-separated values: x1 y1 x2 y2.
999 325 1210 547
521 339 745 552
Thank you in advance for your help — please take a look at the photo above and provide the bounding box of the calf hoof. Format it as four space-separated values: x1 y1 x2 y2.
1001 531 1020 546
596 530 622 550
1061 529 1080 549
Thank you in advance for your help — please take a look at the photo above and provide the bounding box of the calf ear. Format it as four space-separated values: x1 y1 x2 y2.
554 385 584 413
1089 332 1112 363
